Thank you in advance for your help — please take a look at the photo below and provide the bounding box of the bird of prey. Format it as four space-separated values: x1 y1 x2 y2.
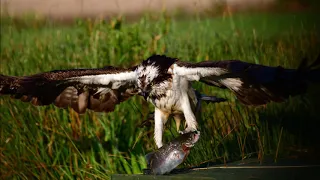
1 54 319 148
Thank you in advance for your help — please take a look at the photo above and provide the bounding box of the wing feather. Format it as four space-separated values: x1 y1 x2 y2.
175 56 320 106
0 66 138 113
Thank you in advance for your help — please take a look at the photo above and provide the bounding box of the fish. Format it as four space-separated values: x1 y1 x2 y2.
143 131 200 175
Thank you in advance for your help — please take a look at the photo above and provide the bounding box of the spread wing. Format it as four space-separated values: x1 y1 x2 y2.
0 66 138 113
174 56 320 106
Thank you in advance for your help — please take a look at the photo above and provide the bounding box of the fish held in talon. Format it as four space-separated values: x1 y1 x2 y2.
143 131 200 175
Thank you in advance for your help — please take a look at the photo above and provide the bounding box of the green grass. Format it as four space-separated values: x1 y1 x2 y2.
1 11 320 179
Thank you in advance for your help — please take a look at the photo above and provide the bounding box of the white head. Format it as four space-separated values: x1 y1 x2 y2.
135 55 177 99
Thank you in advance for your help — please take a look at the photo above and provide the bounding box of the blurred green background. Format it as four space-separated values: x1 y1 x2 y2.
1 0 320 179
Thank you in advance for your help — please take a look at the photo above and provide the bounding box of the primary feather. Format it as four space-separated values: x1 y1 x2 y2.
174 55 320 105
0 67 138 113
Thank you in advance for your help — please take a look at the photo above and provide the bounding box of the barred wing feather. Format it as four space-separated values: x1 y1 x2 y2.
0 66 138 113
174 56 320 105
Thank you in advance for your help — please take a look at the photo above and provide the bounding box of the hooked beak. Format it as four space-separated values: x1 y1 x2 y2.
141 91 150 100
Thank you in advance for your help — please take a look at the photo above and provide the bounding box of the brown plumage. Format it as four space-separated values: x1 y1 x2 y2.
0 67 137 114
176 55 320 106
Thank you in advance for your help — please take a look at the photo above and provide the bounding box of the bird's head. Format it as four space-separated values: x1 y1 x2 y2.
136 55 177 100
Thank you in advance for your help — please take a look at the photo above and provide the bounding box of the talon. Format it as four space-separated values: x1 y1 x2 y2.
180 127 197 134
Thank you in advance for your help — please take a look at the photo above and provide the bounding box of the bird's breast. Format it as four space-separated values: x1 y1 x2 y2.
148 89 181 113
147 76 197 114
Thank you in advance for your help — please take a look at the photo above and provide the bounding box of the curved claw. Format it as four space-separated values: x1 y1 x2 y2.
179 126 197 135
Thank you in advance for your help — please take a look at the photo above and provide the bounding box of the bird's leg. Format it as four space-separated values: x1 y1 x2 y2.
179 95 198 134
154 108 169 148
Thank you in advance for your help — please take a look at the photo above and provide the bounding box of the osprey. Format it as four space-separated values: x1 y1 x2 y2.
1 55 319 148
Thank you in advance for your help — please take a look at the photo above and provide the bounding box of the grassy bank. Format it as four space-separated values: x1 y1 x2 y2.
1 11 320 179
